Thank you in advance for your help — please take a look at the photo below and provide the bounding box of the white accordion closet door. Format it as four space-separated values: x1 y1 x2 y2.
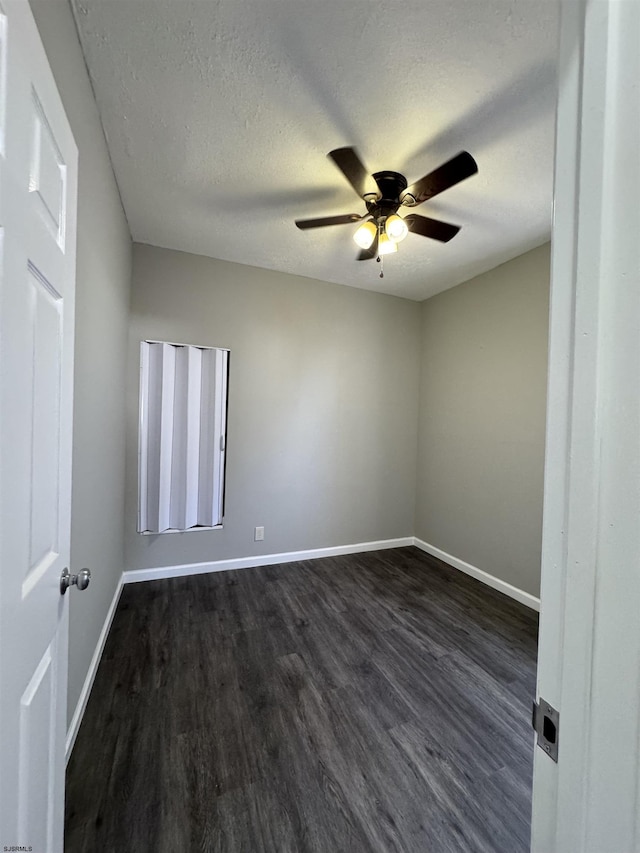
138 341 228 534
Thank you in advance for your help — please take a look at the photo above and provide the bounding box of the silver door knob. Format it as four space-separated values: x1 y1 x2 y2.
60 567 91 595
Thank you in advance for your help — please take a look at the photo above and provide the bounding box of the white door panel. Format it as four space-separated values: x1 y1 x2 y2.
0 1 77 851
17 642 59 847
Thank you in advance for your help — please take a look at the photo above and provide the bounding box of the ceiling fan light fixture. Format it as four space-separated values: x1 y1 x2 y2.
385 214 409 243
378 232 398 255
353 219 377 249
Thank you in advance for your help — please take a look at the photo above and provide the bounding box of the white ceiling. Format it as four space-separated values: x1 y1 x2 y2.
72 0 559 301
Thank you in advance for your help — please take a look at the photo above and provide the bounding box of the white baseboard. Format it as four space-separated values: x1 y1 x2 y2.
412 538 540 611
123 538 540 613
65 573 124 764
123 537 415 584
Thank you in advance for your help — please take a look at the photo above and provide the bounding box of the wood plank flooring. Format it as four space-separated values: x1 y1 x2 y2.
65 546 538 853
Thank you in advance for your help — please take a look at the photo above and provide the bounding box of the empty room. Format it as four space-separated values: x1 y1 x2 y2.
2 1 640 852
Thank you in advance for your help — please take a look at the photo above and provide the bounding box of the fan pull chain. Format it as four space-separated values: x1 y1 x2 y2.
377 254 383 278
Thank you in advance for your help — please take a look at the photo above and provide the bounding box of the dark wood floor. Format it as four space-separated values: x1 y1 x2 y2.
65 546 538 853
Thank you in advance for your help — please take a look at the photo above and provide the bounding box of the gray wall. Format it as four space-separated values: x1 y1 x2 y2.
30 0 132 725
415 244 550 598
125 244 420 572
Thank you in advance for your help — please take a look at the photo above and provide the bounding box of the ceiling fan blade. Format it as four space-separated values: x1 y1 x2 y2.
295 213 362 230
356 232 379 260
328 147 373 198
405 214 461 243
402 151 478 206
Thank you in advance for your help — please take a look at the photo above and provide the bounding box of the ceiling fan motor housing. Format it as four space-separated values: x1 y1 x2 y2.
367 170 408 221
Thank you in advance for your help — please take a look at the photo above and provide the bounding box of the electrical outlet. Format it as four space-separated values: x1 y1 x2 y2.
254 526 264 542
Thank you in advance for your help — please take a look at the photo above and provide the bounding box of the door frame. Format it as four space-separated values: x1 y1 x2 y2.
532 0 640 849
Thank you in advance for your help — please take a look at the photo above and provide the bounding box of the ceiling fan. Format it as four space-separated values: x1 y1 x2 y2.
295 147 478 267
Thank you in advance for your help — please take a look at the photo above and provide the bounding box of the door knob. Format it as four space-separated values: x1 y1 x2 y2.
60 567 91 595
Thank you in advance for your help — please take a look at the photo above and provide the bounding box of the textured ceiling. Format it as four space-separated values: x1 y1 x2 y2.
72 0 559 301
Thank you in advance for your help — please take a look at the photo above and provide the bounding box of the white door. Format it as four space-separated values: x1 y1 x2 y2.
0 1 77 851
532 1 640 850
